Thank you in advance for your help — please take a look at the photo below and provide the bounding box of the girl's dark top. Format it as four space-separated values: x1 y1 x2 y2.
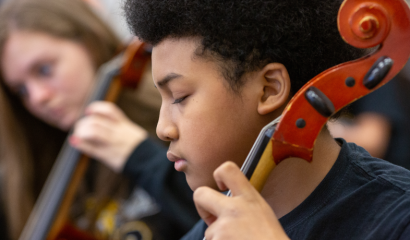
123 138 200 240
181 139 410 240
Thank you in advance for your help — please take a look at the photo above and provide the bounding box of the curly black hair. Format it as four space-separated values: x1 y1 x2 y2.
125 0 365 94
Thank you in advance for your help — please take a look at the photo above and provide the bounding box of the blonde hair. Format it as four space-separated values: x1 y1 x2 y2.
0 0 123 238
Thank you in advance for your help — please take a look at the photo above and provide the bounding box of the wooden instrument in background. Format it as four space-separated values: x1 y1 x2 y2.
19 40 151 240
243 0 410 192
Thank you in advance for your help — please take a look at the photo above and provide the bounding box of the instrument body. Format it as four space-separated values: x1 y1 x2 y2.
18 41 151 240
248 0 410 192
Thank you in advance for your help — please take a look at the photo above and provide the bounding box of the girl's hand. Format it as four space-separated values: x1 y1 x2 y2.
70 101 148 172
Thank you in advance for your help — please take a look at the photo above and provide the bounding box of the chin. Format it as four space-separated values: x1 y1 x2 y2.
187 175 218 192
49 118 72 131
60 115 77 131
185 175 198 191
59 123 71 131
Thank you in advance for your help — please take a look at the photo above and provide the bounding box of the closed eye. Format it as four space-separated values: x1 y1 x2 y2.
172 96 188 104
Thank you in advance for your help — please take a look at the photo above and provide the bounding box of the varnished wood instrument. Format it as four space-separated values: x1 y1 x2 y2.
241 0 410 191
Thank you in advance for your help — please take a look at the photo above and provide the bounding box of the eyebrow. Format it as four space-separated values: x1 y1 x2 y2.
156 73 182 88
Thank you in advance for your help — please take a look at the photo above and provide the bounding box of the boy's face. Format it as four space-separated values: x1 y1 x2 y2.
152 38 271 190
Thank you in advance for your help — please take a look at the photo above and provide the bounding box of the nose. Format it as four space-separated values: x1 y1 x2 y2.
156 106 179 142
27 81 52 106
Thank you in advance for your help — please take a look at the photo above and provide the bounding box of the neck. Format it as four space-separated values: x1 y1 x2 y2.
260 126 341 218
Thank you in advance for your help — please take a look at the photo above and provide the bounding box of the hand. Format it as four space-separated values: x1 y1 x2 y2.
194 162 290 240
69 101 148 172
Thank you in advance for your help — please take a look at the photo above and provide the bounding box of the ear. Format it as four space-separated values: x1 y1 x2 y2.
257 63 291 115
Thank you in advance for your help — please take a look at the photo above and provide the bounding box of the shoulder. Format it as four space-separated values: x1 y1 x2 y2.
283 140 410 239
345 141 410 194
328 140 410 236
342 141 410 238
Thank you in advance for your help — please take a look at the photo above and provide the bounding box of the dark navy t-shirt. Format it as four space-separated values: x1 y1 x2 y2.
181 139 410 239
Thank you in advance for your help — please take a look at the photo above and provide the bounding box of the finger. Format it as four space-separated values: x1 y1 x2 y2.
78 112 115 132
72 116 112 145
194 186 228 226
69 134 105 159
213 161 257 197
85 101 127 122
70 134 97 154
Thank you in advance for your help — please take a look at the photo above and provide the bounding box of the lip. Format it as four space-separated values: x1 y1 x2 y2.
167 151 187 172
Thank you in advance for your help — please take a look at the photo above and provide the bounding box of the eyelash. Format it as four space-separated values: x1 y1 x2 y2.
172 96 188 104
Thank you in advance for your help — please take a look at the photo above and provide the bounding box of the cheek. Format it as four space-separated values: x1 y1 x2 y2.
182 99 258 168
57 46 95 98
181 109 260 191
58 61 94 101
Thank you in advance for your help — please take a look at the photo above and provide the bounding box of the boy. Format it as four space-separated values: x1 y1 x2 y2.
124 0 410 239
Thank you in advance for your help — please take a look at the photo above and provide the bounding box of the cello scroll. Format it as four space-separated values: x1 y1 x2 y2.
248 0 410 192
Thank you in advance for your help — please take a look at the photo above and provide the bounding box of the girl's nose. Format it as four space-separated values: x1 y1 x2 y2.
27 81 52 106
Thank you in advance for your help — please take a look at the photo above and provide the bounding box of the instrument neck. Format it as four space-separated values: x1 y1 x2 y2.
261 126 341 218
